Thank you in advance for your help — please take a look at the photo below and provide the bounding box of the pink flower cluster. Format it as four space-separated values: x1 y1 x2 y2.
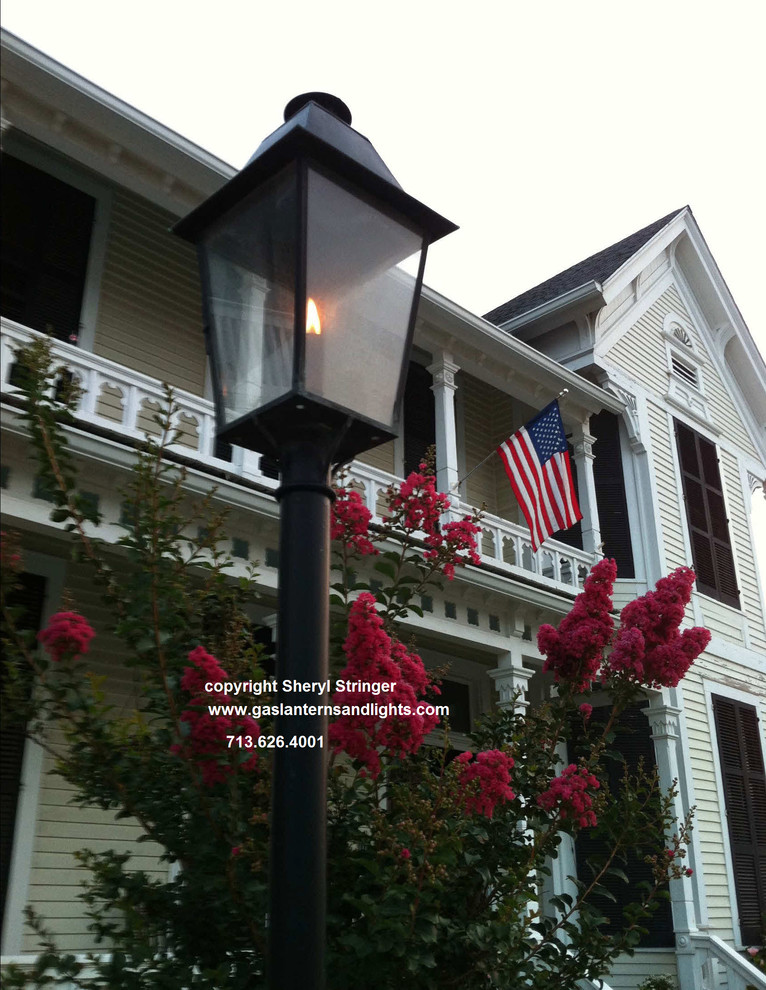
387 465 481 580
172 646 260 786
537 763 600 828
455 749 515 818
328 593 440 777
38 611 95 663
538 558 617 692
0 531 22 573
434 517 482 580
604 567 711 688
331 488 378 557
387 465 450 537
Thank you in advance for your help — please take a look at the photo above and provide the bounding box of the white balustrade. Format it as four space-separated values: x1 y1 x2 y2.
2 319 597 592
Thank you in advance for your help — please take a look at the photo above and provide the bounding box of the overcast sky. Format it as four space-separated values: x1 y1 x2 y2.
2 0 764 362
3 0 765 583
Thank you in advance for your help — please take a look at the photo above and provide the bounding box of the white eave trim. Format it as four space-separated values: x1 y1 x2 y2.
495 280 605 333
418 284 623 416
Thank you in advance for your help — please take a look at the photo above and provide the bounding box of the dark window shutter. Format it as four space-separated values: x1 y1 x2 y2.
591 411 635 577
573 703 674 946
675 422 739 608
712 696 766 944
1 572 46 921
1 154 95 342
403 361 435 477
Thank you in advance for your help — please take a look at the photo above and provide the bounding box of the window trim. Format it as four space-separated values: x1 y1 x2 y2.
1 553 66 957
704 679 766 949
2 136 113 353
674 418 740 609
662 313 712 428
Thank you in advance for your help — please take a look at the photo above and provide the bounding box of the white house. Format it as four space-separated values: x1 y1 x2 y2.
1 29 764 989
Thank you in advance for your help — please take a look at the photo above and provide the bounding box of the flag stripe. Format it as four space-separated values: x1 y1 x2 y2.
496 401 582 552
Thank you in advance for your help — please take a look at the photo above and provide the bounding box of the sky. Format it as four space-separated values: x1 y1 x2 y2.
2 0 766 556
2 0 764 356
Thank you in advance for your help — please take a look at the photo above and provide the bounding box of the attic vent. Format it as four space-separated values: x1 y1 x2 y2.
671 324 693 347
671 355 698 388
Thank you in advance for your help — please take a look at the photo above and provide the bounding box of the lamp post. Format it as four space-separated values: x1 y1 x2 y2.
173 93 455 989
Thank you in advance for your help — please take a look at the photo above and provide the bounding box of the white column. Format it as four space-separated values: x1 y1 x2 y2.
643 699 700 988
427 354 460 496
488 645 534 712
570 421 602 555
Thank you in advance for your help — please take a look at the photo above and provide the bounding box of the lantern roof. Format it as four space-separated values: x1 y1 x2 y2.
173 94 457 245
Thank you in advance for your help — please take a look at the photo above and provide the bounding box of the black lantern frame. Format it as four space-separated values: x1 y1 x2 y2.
174 94 456 466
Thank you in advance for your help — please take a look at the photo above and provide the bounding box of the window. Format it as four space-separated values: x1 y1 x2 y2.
591 410 635 577
712 695 766 944
1 154 96 343
402 361 435 477
1 573 46 923
573 703 673 946
675 421 740 608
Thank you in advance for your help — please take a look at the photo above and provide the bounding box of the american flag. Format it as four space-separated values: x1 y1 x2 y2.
496 401 582 551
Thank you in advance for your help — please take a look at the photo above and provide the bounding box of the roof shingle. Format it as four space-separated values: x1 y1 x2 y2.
483 208 687 326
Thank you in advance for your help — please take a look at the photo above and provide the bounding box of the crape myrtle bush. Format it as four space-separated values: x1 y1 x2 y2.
1 338 709 989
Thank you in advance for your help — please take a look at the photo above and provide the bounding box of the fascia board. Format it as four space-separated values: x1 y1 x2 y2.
495 280 605 334
599 210 690 305
418 285 623 417
1 31 234 203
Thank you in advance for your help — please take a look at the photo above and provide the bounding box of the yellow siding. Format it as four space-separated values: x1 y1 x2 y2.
460 372 525 523
94 188 206 395
357 440 395 474
22 558 167 954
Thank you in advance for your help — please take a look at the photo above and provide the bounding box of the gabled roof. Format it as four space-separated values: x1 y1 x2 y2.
483 208 686 326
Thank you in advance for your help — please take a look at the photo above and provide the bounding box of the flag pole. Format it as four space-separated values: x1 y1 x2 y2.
449 388 569 494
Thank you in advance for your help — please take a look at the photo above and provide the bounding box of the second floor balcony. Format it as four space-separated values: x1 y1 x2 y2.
1 318 610 599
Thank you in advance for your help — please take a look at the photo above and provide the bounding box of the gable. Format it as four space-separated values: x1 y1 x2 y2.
601 283 759 460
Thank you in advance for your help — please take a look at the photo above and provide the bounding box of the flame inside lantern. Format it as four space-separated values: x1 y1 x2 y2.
306 297 321 335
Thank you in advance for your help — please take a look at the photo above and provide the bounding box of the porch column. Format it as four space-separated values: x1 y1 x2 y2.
570 421 602 555
427 354 460 496
488 644 534 712
643 699 699 987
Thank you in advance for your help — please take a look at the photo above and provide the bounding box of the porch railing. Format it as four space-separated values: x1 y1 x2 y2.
2 320 594 592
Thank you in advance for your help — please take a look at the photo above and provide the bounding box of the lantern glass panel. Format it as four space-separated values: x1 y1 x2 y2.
305 168 424 429
200 167 297 426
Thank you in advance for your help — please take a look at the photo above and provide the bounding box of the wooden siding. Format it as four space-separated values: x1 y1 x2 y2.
357 440 395 474
94 188 206 396
22 558 167 954
717 448 766 653
606 284 758 459
646 401 686 570
459 372 525 522
605 950 678 989
682 655 766 942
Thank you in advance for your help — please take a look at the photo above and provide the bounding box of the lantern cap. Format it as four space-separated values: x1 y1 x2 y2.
283 92 351 125
173 94 457 245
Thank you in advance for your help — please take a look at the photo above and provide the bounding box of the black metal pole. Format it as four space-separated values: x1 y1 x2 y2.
269 438 333 990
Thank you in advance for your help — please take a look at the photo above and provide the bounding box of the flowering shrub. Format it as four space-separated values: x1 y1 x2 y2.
605 567 711 688
328 593 439 777
331 487 378 557
38 611 95 663
454 749 515 818
171 646 260 786
537 763 601 828
538 557 617 691
0 345 708 990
